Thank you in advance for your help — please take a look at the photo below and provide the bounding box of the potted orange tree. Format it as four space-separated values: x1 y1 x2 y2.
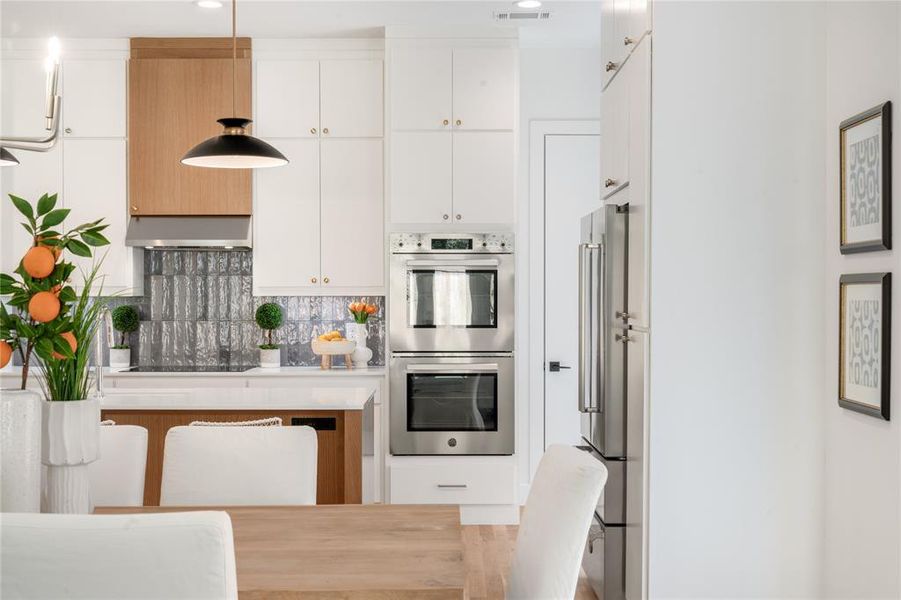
0 193 109 513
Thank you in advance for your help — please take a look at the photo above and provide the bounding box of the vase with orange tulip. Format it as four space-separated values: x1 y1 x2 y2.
346 301 378 367
0 193 110 514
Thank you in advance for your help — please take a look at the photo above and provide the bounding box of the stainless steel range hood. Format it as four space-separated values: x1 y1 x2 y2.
125 216 252 248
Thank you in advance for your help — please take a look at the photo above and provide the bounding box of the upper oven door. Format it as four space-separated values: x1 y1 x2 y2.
390 252 515 352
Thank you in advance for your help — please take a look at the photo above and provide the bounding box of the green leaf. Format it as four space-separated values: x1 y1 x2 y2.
17 321 36 339
65 238 91 258
20 222 34 236
57 286 77 303
34 337 54 362
9 195 33 220
51 335 74 359
41 208 70 229
80 230 110 247
36 193 57 217
0 274 16 295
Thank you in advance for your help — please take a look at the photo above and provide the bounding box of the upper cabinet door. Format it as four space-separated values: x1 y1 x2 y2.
255 60 319 138
63 59 126 138
253 139 321 292
452 131 514 224
390 47 452 131
0 147 63 277
1 59 48 138
320 139 384 288
320 60 383 138
451 48 515 131
390 132 453 224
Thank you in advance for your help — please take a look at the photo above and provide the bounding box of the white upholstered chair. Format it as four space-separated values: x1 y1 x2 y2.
160 425 318 506
506 445 608 600
88 424 148 507
0 511 238 599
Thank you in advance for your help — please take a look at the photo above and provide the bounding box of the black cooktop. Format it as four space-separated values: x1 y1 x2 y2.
122 365 255 373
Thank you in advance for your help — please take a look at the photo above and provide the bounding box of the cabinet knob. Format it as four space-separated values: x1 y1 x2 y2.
64 127 72 134
443 214 449 220
615 333 634 343
455 214 462 221
311 277 317 284
455 119 462 126
624 36 635 46
323 128 329 135
604 178 618 188
131 205 138 211
310 127 317 134
605 61 618 72
323 277 330 284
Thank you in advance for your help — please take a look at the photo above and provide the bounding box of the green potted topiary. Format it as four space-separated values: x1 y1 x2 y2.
255 302 283 368
109 305 139 370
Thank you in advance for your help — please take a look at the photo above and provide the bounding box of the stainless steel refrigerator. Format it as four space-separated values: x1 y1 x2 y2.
578 203 645 600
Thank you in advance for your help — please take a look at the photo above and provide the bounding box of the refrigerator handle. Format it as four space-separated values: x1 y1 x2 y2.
578 242 602 413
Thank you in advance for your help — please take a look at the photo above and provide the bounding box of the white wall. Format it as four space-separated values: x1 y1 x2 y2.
516 46 601 499
823 3 901 598
648 2 827 597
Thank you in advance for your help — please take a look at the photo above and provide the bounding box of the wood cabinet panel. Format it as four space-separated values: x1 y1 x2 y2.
128 56 252 215
99 409 362 506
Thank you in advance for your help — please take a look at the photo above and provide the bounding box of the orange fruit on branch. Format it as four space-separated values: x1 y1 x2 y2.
37 235 62 259
0 340 11 369
22 246 56 278
28 291 61 323
52 331 77 360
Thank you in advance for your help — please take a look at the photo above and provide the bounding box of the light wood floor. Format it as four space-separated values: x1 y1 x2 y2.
462 525 598 600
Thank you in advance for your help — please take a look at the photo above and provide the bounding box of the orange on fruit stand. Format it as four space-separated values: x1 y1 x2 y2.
52 331 77 359
28 291 61 323
0 340 11 369
22 246 56 278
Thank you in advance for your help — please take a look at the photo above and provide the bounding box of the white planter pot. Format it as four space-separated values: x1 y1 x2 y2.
345 322 373 367
41 398 100 514
260 348 281 369
0 389 42 512
109 347 131 370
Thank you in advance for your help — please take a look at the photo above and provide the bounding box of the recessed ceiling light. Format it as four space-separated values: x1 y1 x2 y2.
515 0 542 8
196 0 223 8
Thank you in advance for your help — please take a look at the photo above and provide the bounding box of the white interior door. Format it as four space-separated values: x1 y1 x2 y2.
543 133 601 448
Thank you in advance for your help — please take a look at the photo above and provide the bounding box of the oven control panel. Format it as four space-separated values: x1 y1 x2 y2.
390 233 514 253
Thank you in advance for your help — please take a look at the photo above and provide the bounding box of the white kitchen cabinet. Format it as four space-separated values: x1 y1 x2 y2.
0 147 63 276
63 139 140 294
452 132 515 224
254 60 320 139
601 65 629 198
253 139 321 291
0 59 47 138
62 59 126 138
451 48 515 131
389 47 453 131
320 139 383 288
389 132 453 224
320 60 383 138
389 457 516 505
602 0 652 89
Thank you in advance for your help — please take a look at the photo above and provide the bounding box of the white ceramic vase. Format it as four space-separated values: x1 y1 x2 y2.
0 389 42 512
260 348 281 369
345 322 373 367
41 398 100 514
109 347 131 370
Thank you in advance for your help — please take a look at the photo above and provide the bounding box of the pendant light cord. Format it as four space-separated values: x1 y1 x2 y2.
232 0 237 118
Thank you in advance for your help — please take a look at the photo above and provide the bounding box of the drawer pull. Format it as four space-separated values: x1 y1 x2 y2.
437 484 468 489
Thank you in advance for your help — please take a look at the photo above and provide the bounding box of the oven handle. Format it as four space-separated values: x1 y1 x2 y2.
404 259 500 269
406 363 499 372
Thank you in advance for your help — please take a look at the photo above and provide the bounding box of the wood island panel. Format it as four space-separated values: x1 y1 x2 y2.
99 409 362 506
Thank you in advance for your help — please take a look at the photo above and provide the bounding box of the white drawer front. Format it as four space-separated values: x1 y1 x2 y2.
390 460 515 505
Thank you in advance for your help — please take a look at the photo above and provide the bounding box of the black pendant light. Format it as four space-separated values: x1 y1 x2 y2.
181 0 287 169
0 147 20 167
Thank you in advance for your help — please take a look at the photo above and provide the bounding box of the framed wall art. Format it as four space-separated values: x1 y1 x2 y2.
840 101 892 254
839 273 891 420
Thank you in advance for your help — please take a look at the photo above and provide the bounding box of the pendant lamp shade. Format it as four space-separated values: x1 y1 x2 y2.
181 118 288 169
0 147 20 167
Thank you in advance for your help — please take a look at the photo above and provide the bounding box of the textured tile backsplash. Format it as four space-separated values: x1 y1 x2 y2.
105 249 384 368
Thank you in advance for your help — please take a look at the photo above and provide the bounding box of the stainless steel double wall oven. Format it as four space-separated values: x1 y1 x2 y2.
389 233 514 455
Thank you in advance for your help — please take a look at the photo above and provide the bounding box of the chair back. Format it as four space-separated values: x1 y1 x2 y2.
161 425 317 506
88 425 148 507
506 445 608 600
0 511 238 599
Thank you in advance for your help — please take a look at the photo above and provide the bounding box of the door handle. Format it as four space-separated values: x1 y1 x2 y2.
548 361 571 372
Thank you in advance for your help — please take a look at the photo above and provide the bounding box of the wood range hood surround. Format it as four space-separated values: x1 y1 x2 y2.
128 38 253 218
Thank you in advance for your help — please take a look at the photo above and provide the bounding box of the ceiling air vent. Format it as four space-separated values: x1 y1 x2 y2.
494 10 552 21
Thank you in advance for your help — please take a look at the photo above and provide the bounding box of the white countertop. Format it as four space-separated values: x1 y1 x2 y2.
1 365 385 378
98 385 377 411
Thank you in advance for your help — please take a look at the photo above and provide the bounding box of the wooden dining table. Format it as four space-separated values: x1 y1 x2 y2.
96 504 466 599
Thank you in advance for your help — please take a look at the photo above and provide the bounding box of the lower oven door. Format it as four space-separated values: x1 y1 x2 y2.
390 354 514 455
